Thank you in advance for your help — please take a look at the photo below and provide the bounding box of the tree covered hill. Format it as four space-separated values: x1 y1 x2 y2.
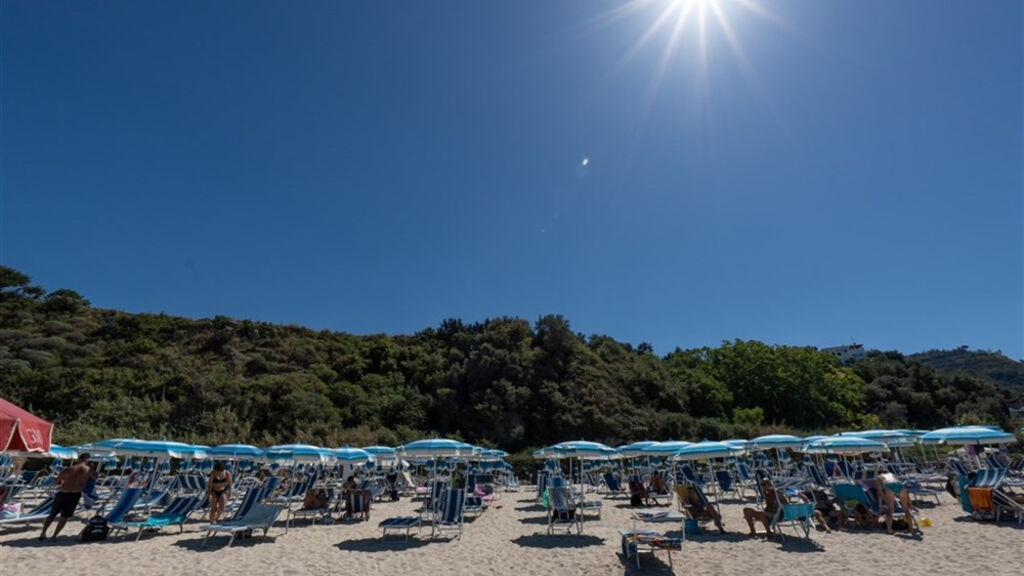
910 347 1024 392
0 266 1017 452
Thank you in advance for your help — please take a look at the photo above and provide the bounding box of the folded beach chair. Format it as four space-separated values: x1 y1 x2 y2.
547 486 582 534
111 496 201 541
0 495 55 527
431 488 466 540
536 471 550 501
201 503 285 547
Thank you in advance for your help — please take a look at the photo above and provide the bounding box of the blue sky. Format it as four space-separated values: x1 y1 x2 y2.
3 1 1021 358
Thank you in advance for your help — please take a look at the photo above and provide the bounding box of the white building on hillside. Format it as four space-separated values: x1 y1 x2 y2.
823 344 866 364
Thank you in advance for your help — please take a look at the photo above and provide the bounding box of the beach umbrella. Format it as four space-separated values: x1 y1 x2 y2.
547 440 620 460
333 446 375 463
722 439 750 449
209 444 265 459
0 397 53 454
749 434 804 450
671 441 746 461
918 426 1017 446
362 446 396 456
616 441 658 458
638 441 693 456
47 444 79 460
802 435 889 455
264 443 335 463
93 439 203 460
397 438 475 459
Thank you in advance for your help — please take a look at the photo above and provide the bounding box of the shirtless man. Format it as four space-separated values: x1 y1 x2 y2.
39 453 94 540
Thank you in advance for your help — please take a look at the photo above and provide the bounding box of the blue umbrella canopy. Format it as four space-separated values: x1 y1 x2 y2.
616 441 658 458
638 441 693 456
918 426 1017 446
802 435 889 455
749 434 804 450
802 435 828 445
397 438 476 458
93 438 207 459
48 444 78 460
545 440 620 460
671 441 746 461
333 446 375 462
722 438 750 448
362 445 396 456
209 444 265 459
265 444 335 462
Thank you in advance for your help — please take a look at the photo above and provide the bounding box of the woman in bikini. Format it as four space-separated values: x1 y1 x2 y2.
208 461 233 523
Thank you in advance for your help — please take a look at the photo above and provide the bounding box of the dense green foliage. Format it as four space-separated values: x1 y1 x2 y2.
0 267 1018 452
911 347 1024 391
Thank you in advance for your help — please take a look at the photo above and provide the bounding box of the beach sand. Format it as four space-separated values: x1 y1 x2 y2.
1 489 1020 575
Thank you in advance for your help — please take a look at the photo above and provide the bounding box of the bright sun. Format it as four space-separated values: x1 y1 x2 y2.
593 0 779 94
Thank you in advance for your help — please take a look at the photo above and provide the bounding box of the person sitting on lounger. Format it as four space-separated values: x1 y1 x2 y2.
743 478 785 536
628 477 649 507
680 484 726 533
651 471 668 495
303 487 329 510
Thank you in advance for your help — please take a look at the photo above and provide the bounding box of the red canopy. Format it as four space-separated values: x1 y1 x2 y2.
0 397 53 454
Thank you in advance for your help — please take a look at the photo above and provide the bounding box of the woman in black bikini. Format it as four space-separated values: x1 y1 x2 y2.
208 461 233 522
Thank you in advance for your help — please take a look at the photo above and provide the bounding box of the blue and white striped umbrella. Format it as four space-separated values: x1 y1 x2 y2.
671 441 746 461
265 444 335 462
545 440 620 460
209 444 265 459
840 429 916 448
918 426 1017 446
722 438 750 449
802 435 828 445
333 446 375 462
802 435 888 455
616 441 658 458
93 438 206 459
48 444 78 460
749 434 804 450
362 445 396 456
397 438 475 458
638 441 693 456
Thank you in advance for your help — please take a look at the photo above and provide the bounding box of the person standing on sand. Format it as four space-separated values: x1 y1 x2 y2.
39 453 94 540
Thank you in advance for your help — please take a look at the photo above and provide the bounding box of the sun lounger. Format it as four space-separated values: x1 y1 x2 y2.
0 495 55 527
547 486 582 534
770 502 814 540
111 496 201 541
201 503 285 547
432 488 466 540
379 515 422 540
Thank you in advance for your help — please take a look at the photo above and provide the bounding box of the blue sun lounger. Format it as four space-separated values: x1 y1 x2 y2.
379 515 422 540
111 496 202 541
201 503 285 547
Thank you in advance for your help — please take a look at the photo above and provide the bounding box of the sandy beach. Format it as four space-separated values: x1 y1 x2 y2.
1 488 1020 576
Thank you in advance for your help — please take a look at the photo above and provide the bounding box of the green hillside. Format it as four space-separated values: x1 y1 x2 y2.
0 266 1017 452
910 347 1024 392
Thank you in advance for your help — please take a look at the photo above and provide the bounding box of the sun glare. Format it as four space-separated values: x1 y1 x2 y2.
592 0 780 97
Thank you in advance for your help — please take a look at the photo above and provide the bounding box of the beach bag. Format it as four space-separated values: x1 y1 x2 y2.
80 515 110 542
